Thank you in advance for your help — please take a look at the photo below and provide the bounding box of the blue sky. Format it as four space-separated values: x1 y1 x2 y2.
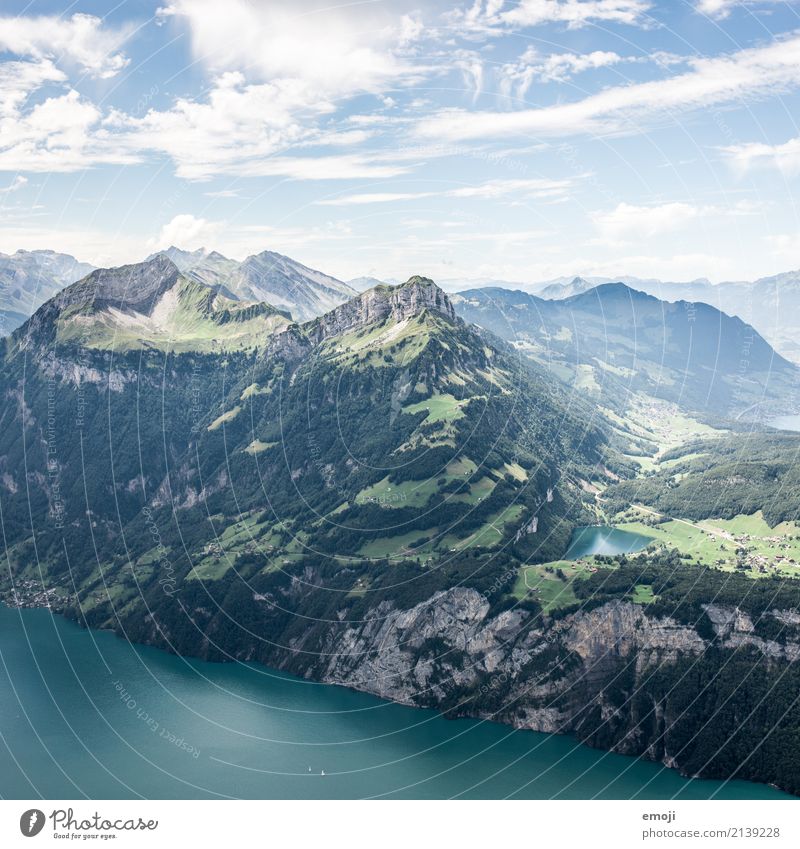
2 0 800 284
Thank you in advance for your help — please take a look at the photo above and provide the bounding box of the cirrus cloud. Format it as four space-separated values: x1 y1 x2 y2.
416 33 800 141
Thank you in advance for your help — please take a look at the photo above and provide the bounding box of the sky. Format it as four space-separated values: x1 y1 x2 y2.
2 0 800 284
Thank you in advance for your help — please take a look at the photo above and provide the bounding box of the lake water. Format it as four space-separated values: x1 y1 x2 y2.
768 414 800 432
565 525 653 559
0 605 788 800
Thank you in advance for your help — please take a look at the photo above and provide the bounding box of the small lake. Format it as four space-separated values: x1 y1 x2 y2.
0 605 787 800
767 414 800 433
565 525 653 559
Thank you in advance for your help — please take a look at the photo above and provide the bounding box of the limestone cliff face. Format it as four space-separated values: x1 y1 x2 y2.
307 276 456 343
264 276 458 361
265 588 800 785
52 254 181 316
12 255 182 354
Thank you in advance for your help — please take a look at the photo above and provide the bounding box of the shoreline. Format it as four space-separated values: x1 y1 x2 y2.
1 600 794 801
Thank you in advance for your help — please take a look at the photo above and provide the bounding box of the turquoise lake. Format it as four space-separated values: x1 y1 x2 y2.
565 525 653 559
0 605 789 800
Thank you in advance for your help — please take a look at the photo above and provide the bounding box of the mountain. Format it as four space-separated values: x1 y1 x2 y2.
535 271 800 366
0 265 607 547
0 272 613 655
148 246 358 322
347 275 388 292
226 250 357 322
645 270 800 366
0 249 94 336
452 282 800 420
536 274 695 297
17 255 291 354
438 276 536 294
149 245 240 293
536 275 595 300
4 265 800 795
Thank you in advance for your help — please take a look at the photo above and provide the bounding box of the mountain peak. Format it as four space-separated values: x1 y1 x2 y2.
391 275 456 320
54 254 181 316
569 281 650 300
271 274 458 355
229 249 356 322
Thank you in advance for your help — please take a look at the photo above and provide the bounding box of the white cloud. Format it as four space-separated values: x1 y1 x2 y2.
499 47 625 101
450 0 652 34
316 177 575 205
500 0 651 27
0 59 65 115
1 7 413 180
695 0 737 15
694 0 797 19
158 0 424 98
0 45 135 174
724 136 800 176
112 72 315 180
0 175 27 194
204 189 241 199
451 177 574 198
0 86 137 173
108 64 409 180
416 34 800 141
150 214 224 252
319 191 425 206
593 201 701 240
133 2 431 181
592 199 760 242
455 52 485 99
0 13 131 79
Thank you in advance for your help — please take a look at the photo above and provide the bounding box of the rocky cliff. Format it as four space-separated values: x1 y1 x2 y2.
263 275 460 361
241 588 800 793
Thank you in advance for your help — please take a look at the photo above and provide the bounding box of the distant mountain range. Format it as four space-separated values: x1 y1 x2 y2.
350 269 800 365
346 276 386 292
0 250 95 336
1 246 357 338
452 282 799 420
522 271 800 366
7 246 800 368
150 246 357 322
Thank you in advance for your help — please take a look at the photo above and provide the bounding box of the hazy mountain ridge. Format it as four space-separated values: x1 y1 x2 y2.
0 249 95 336
452 282 799 420
148 245 357 323
535 270 800 364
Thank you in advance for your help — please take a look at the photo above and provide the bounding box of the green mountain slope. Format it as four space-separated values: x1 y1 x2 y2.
604 431 800 527
13 254 291 354
0 273 612 618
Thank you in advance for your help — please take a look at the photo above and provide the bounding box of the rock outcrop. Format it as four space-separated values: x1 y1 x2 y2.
243 587 800 794
305 276 457 344
263 275 460 362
